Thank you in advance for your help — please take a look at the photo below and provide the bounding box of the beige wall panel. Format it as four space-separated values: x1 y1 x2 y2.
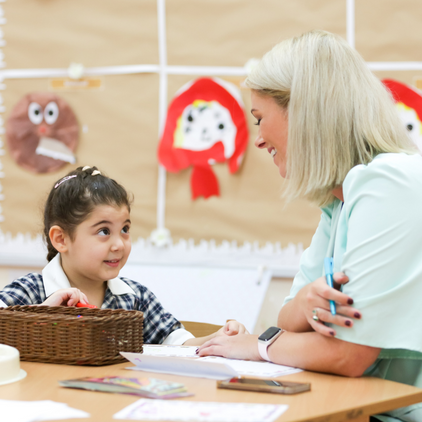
2 74 160 240
373 71 422 87
167 0 346 66
356 0 422 61
3 0 158 69
165 75 322 246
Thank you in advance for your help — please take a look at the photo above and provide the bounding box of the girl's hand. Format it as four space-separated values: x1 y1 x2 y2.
217 320 250 337
42 288 89 307
198 334 259 360
303 272 361 337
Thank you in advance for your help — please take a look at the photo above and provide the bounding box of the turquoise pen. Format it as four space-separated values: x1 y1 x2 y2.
324 257 336 315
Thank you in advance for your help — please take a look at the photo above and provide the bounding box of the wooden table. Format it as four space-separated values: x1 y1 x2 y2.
1 361 422 422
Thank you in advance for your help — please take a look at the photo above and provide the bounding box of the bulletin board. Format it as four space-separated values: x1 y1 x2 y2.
0 0 421 274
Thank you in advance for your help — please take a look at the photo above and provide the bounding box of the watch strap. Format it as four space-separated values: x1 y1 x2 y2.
258 329 283 361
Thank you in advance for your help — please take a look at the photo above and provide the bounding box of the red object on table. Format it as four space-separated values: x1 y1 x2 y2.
76 302 97 309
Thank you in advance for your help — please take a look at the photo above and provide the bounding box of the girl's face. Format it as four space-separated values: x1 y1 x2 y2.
61 204 132 286
251 90 289 178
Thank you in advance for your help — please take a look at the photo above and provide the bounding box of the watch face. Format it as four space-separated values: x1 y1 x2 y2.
258 326 281 342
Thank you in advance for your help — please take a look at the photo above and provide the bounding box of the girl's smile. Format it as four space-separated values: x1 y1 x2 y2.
104 259 121 268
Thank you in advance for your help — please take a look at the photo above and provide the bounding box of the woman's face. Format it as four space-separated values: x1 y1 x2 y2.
251 90 288 178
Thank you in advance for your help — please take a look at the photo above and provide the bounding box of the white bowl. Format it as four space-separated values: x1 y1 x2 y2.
0 344 27 386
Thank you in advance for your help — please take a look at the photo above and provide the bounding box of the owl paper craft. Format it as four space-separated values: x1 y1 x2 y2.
158 77 249 199
382 79 422 152
6 92 79 173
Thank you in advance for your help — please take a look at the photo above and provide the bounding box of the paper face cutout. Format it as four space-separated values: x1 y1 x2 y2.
6 92 79 173
382 79 422 152
174 100 237 159
158 78 249 200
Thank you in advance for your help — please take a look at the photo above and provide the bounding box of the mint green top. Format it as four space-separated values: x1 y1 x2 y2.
283 153 422 422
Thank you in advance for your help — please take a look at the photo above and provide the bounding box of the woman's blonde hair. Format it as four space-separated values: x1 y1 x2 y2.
246 30 417 206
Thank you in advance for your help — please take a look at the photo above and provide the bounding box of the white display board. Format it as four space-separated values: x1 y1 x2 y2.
120 264 272 333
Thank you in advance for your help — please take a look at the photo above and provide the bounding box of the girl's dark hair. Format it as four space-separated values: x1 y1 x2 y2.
43 166 132 262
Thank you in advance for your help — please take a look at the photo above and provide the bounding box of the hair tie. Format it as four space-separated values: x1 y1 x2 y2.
82 165 91 171
91 170 101 176
54 175 77 189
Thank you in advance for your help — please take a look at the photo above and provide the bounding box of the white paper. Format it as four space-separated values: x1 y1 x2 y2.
122 350 302 379
200 357 302 377
0 399 89 422
122 352 237 380
113 399 288 422
143 345 199 358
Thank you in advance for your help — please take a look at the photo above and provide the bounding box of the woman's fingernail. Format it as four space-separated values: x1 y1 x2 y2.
195 348 199 354
330 331 335 336
345 320 352 327
354 312 361 319
347 298 354 305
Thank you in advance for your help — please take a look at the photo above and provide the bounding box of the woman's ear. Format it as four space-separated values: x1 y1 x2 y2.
49 225 69 253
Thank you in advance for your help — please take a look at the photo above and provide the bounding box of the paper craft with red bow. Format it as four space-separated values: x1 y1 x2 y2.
158 77 249 199
382 79 422 152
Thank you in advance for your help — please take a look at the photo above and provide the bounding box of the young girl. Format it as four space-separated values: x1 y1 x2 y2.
0 165 247 345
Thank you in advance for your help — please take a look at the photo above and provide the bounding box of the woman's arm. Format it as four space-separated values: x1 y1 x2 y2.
198 332 380 377
278 273 361 337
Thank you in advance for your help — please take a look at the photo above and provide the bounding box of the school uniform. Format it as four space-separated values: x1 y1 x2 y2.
284 153 422 422
0 253 194 345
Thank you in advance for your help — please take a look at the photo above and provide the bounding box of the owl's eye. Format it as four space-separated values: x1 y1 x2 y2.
28 102 43 125
44 101 59 125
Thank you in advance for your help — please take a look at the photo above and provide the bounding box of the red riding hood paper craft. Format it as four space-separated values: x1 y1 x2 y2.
6 92 79 173
382 79 422 152
158 77 249 199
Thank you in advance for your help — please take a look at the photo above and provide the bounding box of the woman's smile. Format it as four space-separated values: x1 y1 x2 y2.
251 91 288 178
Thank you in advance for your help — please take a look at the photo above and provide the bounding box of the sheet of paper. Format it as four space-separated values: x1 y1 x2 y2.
122 350 302 379
122 352 237 380
0 399 89 422
199 357 302 377
113 399 288 422
143 345 199 358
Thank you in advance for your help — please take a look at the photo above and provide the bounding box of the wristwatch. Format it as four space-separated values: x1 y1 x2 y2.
258 326 283 362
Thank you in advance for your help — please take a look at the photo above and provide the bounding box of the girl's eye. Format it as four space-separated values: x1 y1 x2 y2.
254 119 261 126
98 228 110 236
122 225 130 234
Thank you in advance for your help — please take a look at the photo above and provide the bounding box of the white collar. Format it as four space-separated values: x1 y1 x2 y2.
42 254 136 298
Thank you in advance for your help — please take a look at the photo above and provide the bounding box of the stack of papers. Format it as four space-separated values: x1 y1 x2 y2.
122 346 302 380
0 399 89 421
59 376 192 399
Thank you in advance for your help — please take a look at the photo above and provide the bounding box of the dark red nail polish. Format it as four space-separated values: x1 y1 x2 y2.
330 331 335 336
345 320 351 327
354 312 361 318
347 298 354 305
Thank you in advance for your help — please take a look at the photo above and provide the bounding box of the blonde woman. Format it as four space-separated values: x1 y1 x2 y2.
198 30 422 422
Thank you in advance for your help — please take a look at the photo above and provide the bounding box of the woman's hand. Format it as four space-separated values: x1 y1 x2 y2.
198 334 260 360
300 272 362 337
216 320 250 337
42 288 89 307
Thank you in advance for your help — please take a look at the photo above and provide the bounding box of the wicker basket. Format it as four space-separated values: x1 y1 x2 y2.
0 306 143 365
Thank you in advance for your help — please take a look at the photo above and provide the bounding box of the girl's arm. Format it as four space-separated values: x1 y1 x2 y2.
42 288 89 307
198 331 380 378
183 320 249 346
